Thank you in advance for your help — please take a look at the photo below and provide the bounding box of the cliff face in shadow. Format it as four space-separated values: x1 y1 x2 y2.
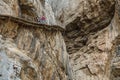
65 0 120 80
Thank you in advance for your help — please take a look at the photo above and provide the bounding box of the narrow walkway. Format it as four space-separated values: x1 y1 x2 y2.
0 15 64 31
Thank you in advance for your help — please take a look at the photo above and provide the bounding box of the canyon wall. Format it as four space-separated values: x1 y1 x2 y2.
1 0 120 80
0 17 72 80
65 0 120 80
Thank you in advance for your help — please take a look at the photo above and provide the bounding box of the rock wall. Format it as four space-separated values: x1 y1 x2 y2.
0 0 19 16
64 0 120 80
0 19 72 80
0 0 115 27
1 0 120 80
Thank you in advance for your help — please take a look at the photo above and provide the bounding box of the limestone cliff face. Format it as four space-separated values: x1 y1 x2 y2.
65 0 120 80
1 0 120 80
0 16 72 80
0 0 115 27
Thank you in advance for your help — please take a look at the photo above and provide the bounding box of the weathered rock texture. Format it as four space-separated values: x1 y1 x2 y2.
0 0 115 27
1 0 120 80
65 0 120 80
0 17 72 80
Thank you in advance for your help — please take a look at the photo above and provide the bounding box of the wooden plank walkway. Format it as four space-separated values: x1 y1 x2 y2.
0 15 64 31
